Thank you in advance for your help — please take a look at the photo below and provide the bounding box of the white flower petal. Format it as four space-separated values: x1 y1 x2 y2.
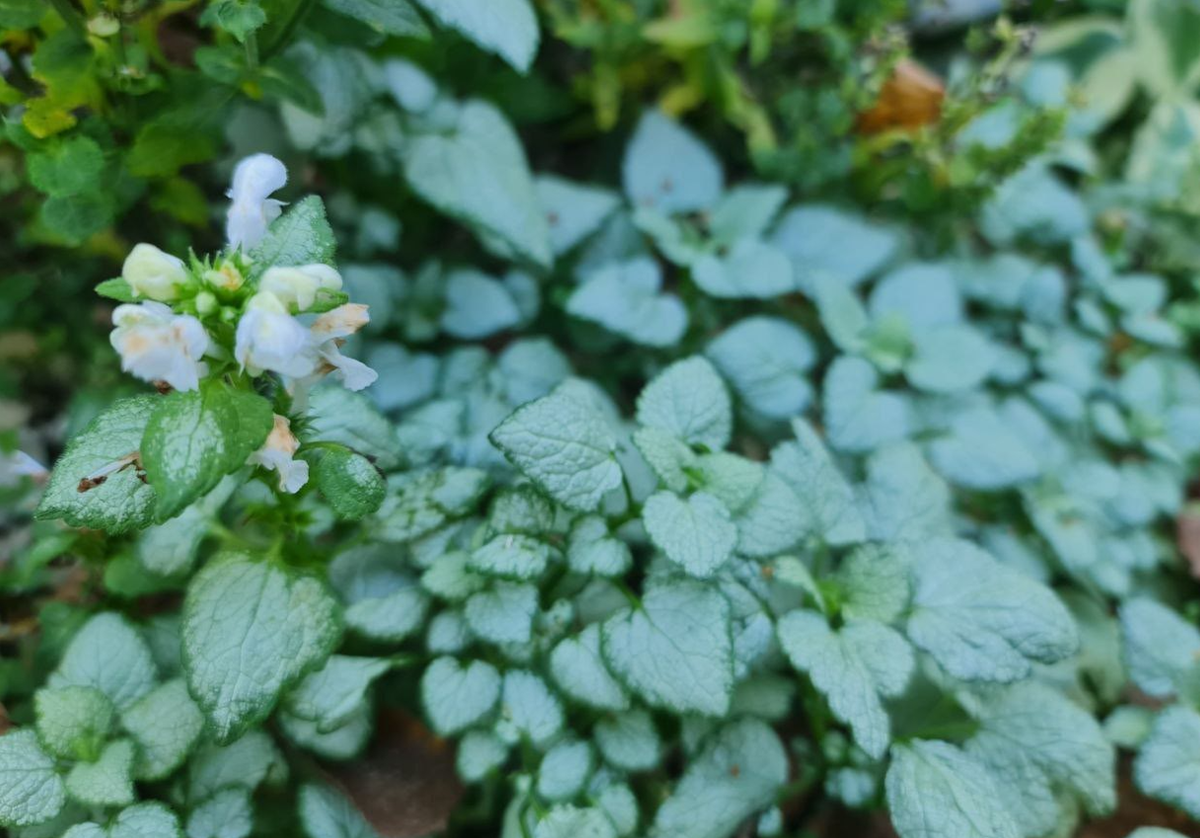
110 303 209 391
226 153 288 250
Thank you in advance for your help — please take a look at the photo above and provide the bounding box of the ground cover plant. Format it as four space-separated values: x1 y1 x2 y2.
3 1 1200 837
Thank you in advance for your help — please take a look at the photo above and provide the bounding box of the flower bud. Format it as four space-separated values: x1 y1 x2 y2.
202 260 245 294
122 244 189 302
194 291 218 316
259 264 343 312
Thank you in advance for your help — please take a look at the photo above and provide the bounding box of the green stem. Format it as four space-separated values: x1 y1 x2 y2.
244 32 260 73
48 0 87 37
261 0 319 61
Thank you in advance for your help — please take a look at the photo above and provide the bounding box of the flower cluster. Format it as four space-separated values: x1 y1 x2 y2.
107 154 377 493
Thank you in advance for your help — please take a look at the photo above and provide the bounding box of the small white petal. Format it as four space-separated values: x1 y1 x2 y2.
321 346 378 392
312 303 370 340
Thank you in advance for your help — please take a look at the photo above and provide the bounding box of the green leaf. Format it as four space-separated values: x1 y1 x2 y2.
457 730 509 782
329 545 430 642
501 670 563 746
967 683 1115 836
862 443 953 543
906 325 996 393
0 729 66 828
283 656 390 734
778 611 912 759
298 782 380 838
420 657 500 736
769 419 866 546
642 491 736 578
49 613 157 712
41 193 114 244
636 357 731 450
465 581 538 644
119 679 204 780
834 543 910 623
182 556 342 743
469 534 552 580
706 317 816 420
1119 597 1200 699
0 0 44 27
308 386 403 470
566 516 632 577
534 806 616 838
187 730 284 801
537 740 592 801
771 205 897 292
200 0 266 41
1134 705 1200 820
142 382 273 521
567 258 688 347
602 580 733 716
314 448 385 521
490 388 623 512
26 135 104 197
404 99 550 267
280 705 372 761
652 720 787 838
36 397 157 534
248 195 336 269
412 0 539 72
34 686 114 761
1128 0 1200 96
549 624 629 711
136 478 238 578
907 538 1078 682
64 739 135 808
535 175 620 255
488 486 555 534
595 710 660 772
622 111 722 214
324 0 428 37
65 802 184 838
185 787 252 838
440 269 522 339
692 241 793 299
928 406 1041 490
94 278 136 302
885 740 1018 838
633 426 696 494
822 357 911 454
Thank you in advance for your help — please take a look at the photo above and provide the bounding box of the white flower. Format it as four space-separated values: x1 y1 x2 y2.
234 292 318 379
110 302 209 391
0 450 47 487
226 153 288 251
249 414 309 493
122 243 189 302
310 304 378 391
259 264 343 312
